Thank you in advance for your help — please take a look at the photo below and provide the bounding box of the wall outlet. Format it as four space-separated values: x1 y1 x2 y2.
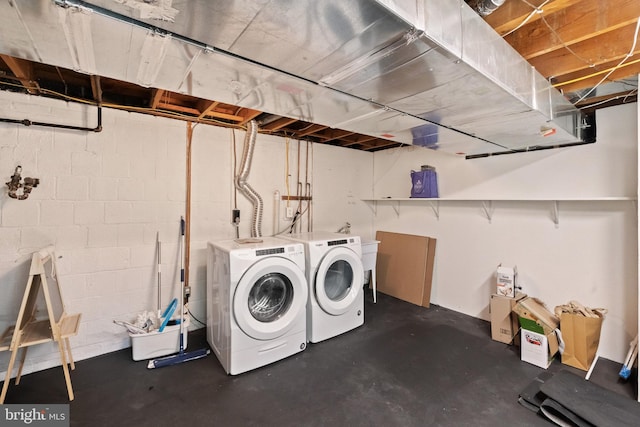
285 206 294 219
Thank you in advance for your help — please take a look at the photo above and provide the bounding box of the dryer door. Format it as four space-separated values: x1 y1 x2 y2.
233 256 308 341
314 247 364 316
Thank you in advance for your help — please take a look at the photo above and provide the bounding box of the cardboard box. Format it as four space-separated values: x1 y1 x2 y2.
513 297 560 334
515 297 560 368
496 265 516 297
490 292 526 344
520 328 555 369
375 231 436 308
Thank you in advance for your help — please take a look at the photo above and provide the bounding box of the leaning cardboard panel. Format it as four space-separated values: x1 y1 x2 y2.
375 231 436 308
559 313 604 371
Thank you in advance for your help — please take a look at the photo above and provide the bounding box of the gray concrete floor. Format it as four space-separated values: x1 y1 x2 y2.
2 292 636 426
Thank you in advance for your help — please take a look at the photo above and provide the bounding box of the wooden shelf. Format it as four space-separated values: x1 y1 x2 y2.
363 197 635 202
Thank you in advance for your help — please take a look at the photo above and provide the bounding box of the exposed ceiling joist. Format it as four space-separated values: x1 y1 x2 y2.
504 0 640 59
485 0 583 35
0 54 38 94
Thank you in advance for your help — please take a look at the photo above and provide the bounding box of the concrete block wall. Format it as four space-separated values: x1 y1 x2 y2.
0 90 373 378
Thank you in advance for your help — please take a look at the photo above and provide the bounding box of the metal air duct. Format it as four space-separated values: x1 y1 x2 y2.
0 0 588 157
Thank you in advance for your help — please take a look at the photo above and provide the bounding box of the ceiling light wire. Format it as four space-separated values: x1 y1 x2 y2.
539 15 596 69
502 0 549 38
577 90 637 110
574 16 640 104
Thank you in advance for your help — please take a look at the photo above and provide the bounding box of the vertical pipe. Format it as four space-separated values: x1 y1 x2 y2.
184 122 193 303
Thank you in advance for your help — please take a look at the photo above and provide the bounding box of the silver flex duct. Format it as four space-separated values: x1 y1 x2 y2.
235 120 263 238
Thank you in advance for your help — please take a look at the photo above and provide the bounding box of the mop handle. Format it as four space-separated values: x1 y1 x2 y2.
179 216 186 352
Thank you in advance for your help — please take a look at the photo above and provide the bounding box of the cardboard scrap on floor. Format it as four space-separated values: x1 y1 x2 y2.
375 231 436 308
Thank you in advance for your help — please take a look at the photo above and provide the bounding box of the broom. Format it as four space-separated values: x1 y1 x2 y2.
148 217 209 369
619 336 638 380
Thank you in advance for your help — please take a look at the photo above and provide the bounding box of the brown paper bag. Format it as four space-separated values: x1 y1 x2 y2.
559 312 604 371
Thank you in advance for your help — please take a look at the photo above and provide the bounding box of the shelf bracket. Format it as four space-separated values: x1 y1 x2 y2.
391 201 400 217
481 201 494 223
552 200 559 227
429 200 440 220
364 200 377 215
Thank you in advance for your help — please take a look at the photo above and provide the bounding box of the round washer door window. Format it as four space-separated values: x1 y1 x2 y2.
314 247 364 316
234 257 307 341
247 272 293 322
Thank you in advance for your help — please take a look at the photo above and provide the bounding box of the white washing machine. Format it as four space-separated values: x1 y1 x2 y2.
206 237 308 375
278 232 364 343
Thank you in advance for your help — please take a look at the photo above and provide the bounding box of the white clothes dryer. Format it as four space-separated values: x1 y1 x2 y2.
278 232 364 343
206 237 308 375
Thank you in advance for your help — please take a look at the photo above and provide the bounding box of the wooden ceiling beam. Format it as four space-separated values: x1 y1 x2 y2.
529 23 640 79
261 117 299 131
363 139 403 151
485 0 582 36
197 100 220 119
156 101 247 122
0 54 38 94
574 90 637 110
149 89 165 109
315 129 355 142
553 59 640 93
293 124 329 137
341 135 378 147
504 0 640 59
236 108 263 125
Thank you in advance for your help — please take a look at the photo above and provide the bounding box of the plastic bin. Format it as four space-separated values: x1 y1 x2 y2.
129 318 189 361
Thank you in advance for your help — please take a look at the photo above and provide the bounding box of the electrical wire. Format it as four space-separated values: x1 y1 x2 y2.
577 89 638 110
271 203 310 236
554 58 640 89
540 14 596 69
188 308 206 327
502 0 549 38
574 16 640 104
504 1 595 73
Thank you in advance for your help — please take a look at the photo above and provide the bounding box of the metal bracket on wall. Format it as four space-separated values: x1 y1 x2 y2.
391 201 400 217
481 201 494 223
363 200 377 215
428 200 440 220
551 200 560 227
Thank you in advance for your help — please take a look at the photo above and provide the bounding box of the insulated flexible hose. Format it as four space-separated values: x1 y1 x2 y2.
235 120 263 238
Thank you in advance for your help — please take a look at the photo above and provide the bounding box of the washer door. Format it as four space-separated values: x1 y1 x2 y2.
314 247 364 316
233 256 307 341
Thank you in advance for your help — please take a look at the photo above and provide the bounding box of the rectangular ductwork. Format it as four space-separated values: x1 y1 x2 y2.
0 0 588 157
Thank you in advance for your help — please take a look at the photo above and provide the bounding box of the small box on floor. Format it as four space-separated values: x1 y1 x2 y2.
514 297 560 369
496 265 516 297
490 292 526 344
520 327 555 369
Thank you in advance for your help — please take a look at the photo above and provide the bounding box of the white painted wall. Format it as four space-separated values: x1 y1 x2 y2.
371 102 639 363
0 91 373 378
